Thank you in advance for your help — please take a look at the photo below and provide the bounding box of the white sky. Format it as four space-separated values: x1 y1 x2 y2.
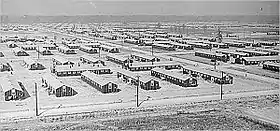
0 0 279 16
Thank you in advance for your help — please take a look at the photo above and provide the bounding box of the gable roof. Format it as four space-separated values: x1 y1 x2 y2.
52 56 74 64
129 61 180 68
106 54 129 62
182 65 224 78
116 68 155 83
263 62 280 68
55 64 109 72
242 55 280 62
42 74 65 89
131 53 158 60
152 68 191 80
0 77 22 92
80 55 103 63
81 71 116 86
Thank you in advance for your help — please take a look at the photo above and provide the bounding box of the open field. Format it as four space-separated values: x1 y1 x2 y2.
0 94 278 130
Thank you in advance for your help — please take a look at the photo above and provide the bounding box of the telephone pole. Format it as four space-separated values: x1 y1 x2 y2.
37 45 39 60
35 83 39 116
151 44 154 65
136 76 140 107
98 47 101 58
220 71 223 100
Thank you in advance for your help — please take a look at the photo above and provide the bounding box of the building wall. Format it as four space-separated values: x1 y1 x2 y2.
4 89 24 101
29 63 45 70
102 82 119 93
263 64 280 72
142 80 160 90
81 75 119 93
55 86 77 97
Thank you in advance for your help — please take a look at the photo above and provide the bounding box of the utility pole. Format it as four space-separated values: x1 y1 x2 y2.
151 44 154 65
136 76 140 107
98 47 101 58
220 71 223 100
214 52 217 70
35 83 39 116
37 45 39 60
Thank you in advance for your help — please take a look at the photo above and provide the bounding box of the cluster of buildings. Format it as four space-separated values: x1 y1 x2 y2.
0 21 278 102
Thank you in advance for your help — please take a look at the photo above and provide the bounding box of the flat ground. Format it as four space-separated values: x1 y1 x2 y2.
0 94 278 130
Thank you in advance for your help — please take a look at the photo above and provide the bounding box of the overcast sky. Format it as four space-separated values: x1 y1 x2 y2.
0 0 279 16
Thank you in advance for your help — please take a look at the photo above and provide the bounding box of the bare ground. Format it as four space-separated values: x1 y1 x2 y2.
0 94 278 130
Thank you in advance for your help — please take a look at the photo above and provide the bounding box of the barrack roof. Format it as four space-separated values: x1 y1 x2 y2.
131 53 158 60
236 49 270 55
55 64 109 72
42 74 65 89
152 68 191 80
216 50 248 56
106 54 129 61
0 77 22 92
182 65 225 78
129 61 180 68
116 68 155 83
242 55 280 62
81 71 116 85
80 55 103 62
263 62 280 67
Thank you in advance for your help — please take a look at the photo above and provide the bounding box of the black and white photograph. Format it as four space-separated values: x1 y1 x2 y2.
0 0 279 130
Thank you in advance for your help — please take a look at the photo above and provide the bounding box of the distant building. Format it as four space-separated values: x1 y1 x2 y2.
52 56 75 65
13 47 29 56
151 68 197 87
117 69 160 90
239 55 280 65
7 41 18 48
80 55 105 66
36 47 53 55
21 45 37 50
106 54 132 65
131 53 160 62
0 58 13 72
263 62 279 72
79 45 99 54
57 46 76 54
53 65 112 77
182 65 233 84
23 57 45 70
0 52 4 57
